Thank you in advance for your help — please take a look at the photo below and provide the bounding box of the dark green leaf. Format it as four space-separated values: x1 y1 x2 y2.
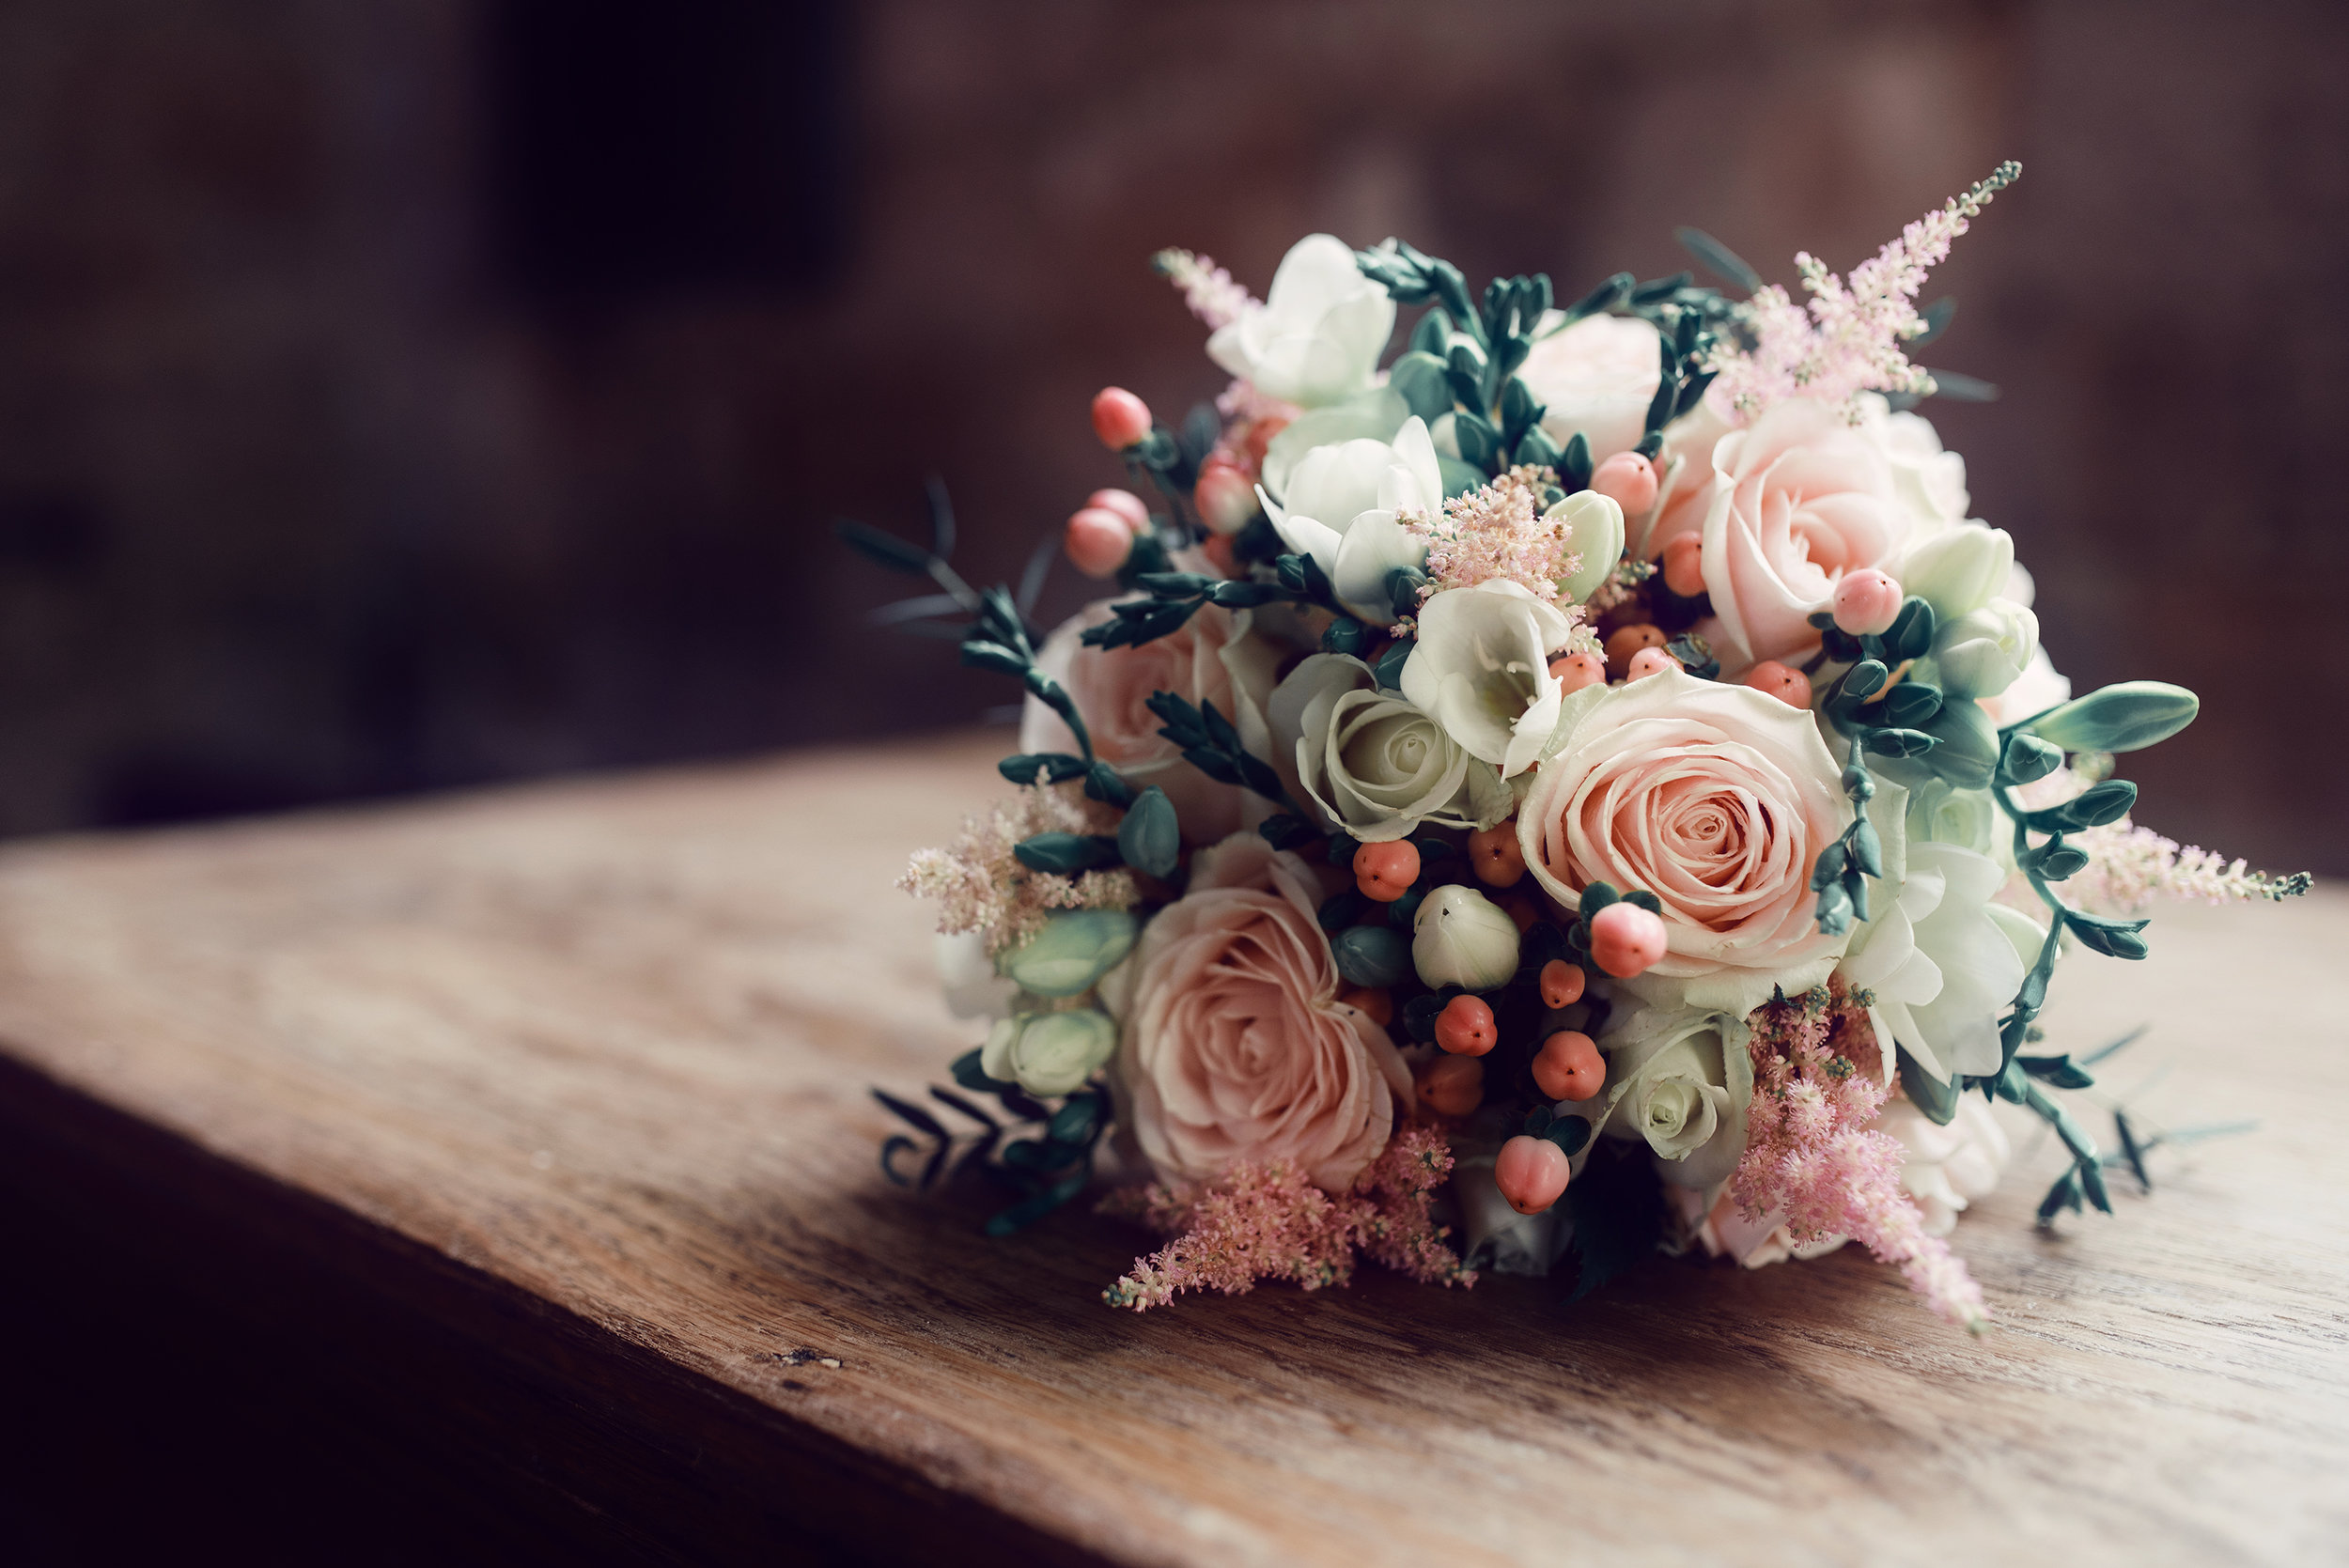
1083 761 1136 808
1674 226 1762 292
1999 732 2065 785
1910 296 1956 349
1883 597 1937 662
1559 431 1593 493
1863 727 1939 759
1878 681 1943 728
1899 1049 1960 1126
997 753 1087 786
2063 910 2152 960
2023 779 2139 833
1257 813 1318 850
1012 832 1123 875
1921 368 1999 402
1563 272 1632 321
1318 891 1368 933
1322 616 1372 657
1544 1117 1593 1157
872 1088 948 1141
984 1169 1091 1236
834 517 938 576
2017 1054 2096 1090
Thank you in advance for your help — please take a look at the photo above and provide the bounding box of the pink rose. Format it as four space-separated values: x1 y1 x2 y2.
1517 668 1857 1016
1021 601 1279 845
1105 834 1411 1190
1654 398 1909 674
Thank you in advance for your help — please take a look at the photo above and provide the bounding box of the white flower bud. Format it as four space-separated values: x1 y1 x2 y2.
1932 597 2038 699
1546 489 1624 604
1411 884 1521 990
990 1009 1117 1096
1900 524 2014 621
997 908 1138 999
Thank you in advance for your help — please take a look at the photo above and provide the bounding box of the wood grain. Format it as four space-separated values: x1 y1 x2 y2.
0 732 2341 1566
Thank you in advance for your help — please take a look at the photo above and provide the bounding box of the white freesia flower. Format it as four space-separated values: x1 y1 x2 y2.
1400 579 1573 777
1411 885 1520 990
1548 489 1624 603
1836 840 2027 1083
1931 597 2039 699
1878 1094 2013 1236
1517 313 1661 462
1268 654 1512 842
1900 523 2014 621
1207 234 1394 408
1261 415 1440 625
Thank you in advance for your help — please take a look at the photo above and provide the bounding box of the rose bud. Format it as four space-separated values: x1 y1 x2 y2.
1832 567 1904 636
1586 900 1668 979
1091 386 1154 451
997 908 1138 997
1495 1134 1571 1215
1412 885 1521 991
979 1009 1116 1097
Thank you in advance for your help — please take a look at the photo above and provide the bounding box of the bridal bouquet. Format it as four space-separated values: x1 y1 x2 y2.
855 164 2308 1326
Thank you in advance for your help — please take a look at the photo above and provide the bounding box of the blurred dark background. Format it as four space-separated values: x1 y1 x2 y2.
0 0 2341 872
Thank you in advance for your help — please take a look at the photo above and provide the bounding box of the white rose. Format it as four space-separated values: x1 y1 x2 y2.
981 1008 1118 1096
1900 523 2015 621
1836 840 2031 1083
1857 393 1971 531
1567 1005 1755 1189
1931 597 2038 699
1206 234 1395 408
1399 579 1574 777
1261 414 1440 625
1268 654 1511 842
1517 313 1661 463
1879 1094 2012 1236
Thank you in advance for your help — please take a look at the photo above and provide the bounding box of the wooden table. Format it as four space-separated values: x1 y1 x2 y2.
0 733 2341 1565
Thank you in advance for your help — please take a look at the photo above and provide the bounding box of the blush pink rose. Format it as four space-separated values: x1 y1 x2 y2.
1021 601 1279 845
1651 398 1909 675
1104 833 1411 1190
1516 668 1857 1017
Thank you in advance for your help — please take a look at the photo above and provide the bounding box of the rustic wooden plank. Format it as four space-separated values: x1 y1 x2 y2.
0 732 2341 1565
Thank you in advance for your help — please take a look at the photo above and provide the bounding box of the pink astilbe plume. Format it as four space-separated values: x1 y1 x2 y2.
1100 1124 1473 1311
898 775 1138 955
1734 987 1989 1329
1405 466 1599 650
2063 819 2313 917
1152 248 1260 332
1709 162 2021 425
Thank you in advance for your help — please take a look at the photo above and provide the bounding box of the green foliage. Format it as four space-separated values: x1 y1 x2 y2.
2024 681 2201 754
1146 691 1298 813
1012 832 1123 875
1331 924 1409 988
1116 786 1181 878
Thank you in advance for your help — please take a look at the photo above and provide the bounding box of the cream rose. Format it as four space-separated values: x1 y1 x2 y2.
1105 834 1412 1190
1517 313 1661 463
1021 601 1279 846
1578 1005 1755 1188
1268 653 1511 842
1684 398 1912 674
1518 668 1859 1016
